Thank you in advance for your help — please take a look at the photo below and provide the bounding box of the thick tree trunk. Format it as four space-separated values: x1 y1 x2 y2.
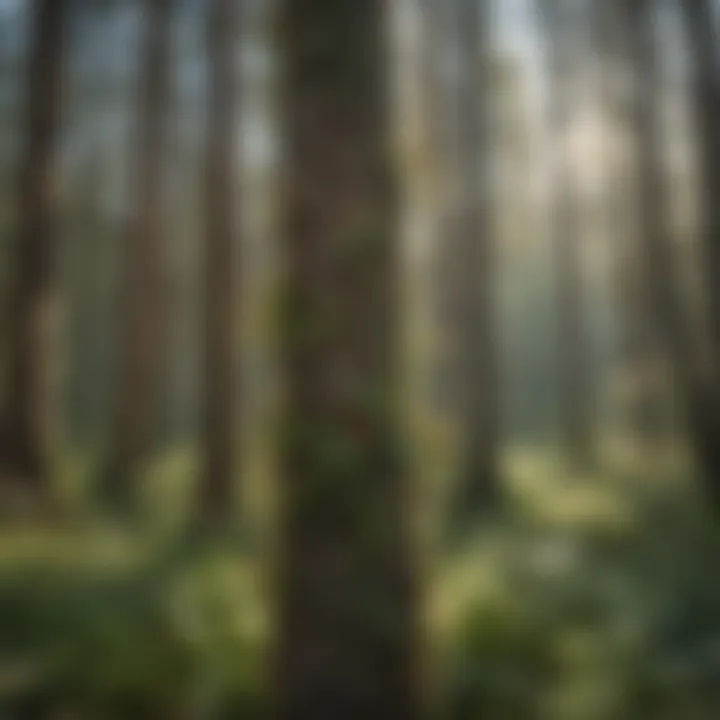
276 1 422 717
541 0 595 468
447 0 500 521
104 0 173 505
199 0 240 526
1 0 68 493
629 0 720 505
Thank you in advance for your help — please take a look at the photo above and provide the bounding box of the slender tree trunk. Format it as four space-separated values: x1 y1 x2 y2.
65 160 109 445
541 0 594 467
629 0 720 505
104 0 173 506
276 1 422 717
554 185 593 466
1 0 68 494
447 0 500 522
628 0 692 384
597 0 663 442
199 0 240 526
429 0 466 418
678 0 720 371
675 0 720 502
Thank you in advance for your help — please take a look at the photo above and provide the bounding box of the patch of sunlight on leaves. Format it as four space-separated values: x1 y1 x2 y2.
0 524 141 573
554 627 605 668
242 428 279 550
545 671 625 720
169 552 267 650
528 486 636 536
505 447 637 536
56 446 99 511
139 445 199 531
527 534 581 578
430 534 512 641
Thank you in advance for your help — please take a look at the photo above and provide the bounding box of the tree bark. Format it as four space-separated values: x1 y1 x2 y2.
540 0 595 467
678 0 720 372
276 1 422 716
445 0 500 522
104 0 174 506
596 0 665 442
675 0 720 504
199 0 240 526
629 0 720 506
1 0 68 493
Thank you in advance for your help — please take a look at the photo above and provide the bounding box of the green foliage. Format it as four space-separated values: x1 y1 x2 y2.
437 447 720 719
447 599 557 719
4 447 720 718
0 529 266 718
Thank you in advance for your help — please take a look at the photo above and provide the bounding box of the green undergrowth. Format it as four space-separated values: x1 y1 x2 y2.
1 444 720 718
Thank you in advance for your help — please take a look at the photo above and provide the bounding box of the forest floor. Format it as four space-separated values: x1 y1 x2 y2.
0 443 718 718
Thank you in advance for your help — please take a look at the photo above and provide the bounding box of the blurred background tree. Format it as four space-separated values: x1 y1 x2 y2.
1 0 68 504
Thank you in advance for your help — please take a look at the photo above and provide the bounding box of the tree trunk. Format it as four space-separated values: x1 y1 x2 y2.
276 1 422 717
596 0 665 443
629 0 720 505
199 0 240 527
65 160 113 446
676 0 720 503
1 0 68 494
540 0 595 468
678 0 720 372
104 0 173 506
446 0 500 523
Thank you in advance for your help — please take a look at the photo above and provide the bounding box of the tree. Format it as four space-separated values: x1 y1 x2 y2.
103 0 174 506
596 0 667 442
64 157 116 446
675 0 720 500
540 0 595 467
276 1 422 716
678 0 720 370
444 0 501 523
627 0 720 506
199 0 240 526
1 0 68 496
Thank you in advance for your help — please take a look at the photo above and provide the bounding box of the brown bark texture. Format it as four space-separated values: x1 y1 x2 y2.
276 1 422 717
2 0 68 492
104 0 174 504
199 0 241 525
